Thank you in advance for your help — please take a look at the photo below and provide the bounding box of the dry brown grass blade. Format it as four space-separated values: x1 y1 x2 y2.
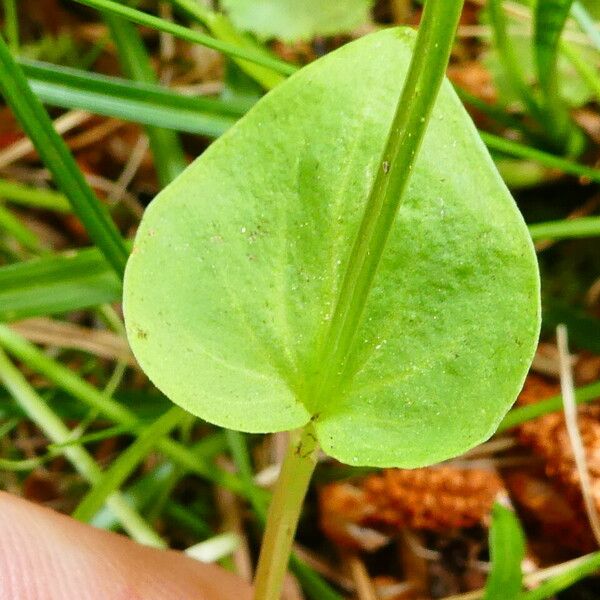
557 324 600 545
0 110 92 169
9 318 136 366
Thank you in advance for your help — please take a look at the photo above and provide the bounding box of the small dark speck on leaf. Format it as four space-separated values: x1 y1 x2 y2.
136 328 148 340
382 161 390 174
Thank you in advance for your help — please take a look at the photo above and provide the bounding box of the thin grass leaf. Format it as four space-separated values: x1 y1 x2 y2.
483 503 525 600
534 0 576 144
571 1 600 51
167 0 285 90
521 551 600 600
486 0 543 123
48 424 136 449
481 131 600 182
0 324 250 495
0 203 45 253
23 59 241 136
529 216 600 240
0 178 70 212
560 40 600 101
103 13 187 186
22 58 600 184
0 35 128 276
2 0 19 52
0 247 121 322
498 380 600 431
73 406 185 523
0 346 165 546
71 0 296 76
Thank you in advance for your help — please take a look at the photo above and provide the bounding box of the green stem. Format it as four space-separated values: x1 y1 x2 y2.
314 0 465 398
253 425 319 600
0 35 129 277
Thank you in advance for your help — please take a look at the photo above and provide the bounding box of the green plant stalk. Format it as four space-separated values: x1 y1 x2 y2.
102 13 187 186
0 346 164 547
73 406 186 522
529 216 600 240
255 5 464 593
520 551 600 599
253 425 319 600
0 35 129 277
71 0 295 76
313 0 465 398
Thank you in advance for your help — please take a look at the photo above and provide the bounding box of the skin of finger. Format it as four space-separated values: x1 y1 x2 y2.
0 491 252 600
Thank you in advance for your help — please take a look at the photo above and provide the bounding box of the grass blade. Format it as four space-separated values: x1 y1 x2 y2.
483 503 525 600
0 35 129 277
0 346 164 546
71 0 296 76
534 0 576 145
103 13 187 186
481 131 600 182
521 552 600 599
487 0 543 123
529 216 600 240
535 0 574 95
571 1 600 51
0 178 70 212
2 0 19 52
0 247 121 322
167 0 285 89
0 203 45 253
498 380 600 431
23 59 240 137
73 406 185 523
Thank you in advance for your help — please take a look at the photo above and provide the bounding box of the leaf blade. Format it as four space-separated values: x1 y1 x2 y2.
124 28 540 467
483 503 525 600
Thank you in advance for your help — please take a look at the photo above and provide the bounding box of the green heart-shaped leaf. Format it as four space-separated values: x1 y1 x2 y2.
124 28 540 468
